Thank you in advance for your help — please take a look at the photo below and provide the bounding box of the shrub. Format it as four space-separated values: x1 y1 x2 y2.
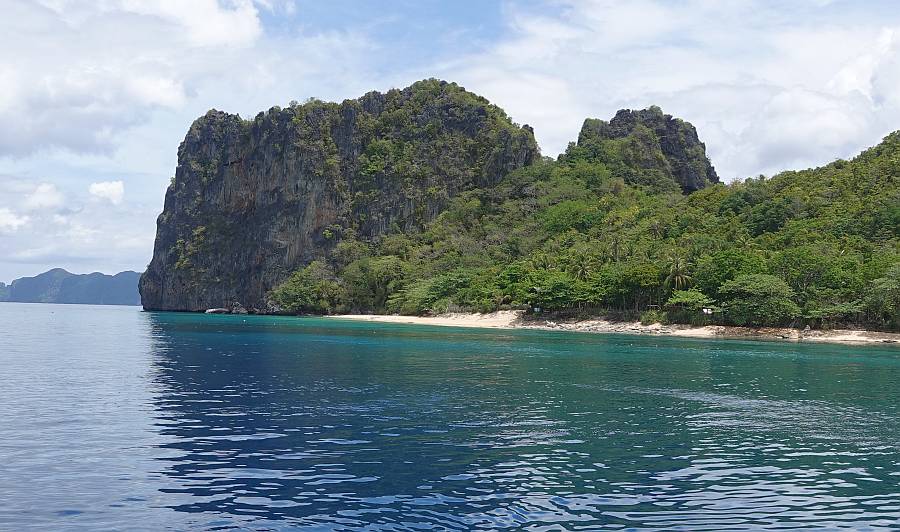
665 289 717 325
640 309 666 325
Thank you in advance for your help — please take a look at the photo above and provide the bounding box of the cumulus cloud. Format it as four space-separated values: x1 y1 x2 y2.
4 0 900 280
23 183 65 211
0 174 156 280
0 0 265 157
0 0 377 160
0 208 29 233
437 0 900 179
89 180 125 205
116 0 262 47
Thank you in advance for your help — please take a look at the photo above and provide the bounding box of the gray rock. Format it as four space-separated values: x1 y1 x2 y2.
141 79 538 311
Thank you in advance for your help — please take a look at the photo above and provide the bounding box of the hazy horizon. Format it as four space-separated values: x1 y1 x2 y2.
1 267 141 286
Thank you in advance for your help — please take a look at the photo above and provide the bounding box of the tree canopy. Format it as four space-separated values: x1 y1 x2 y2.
270 122 900 331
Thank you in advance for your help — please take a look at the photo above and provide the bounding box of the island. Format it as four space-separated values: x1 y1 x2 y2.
1 268 141 306
140 79 899 337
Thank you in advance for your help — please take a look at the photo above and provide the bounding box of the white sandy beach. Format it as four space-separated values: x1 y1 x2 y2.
332 310 523 329
329 311 900 346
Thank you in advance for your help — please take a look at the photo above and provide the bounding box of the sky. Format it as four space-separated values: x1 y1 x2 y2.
3 0 900 282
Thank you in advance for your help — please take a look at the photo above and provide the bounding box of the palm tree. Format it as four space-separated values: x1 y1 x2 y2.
529 253 554 271
609 235 622 262
735 232 757 250
567 249 595 281
665 254 693 290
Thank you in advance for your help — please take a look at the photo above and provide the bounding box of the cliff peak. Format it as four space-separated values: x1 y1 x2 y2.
565 106 719 193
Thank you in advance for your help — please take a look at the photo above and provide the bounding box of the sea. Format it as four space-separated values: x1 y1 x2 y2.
2 302 899 530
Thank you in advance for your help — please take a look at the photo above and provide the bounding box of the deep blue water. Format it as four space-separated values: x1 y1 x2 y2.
2 303 900 530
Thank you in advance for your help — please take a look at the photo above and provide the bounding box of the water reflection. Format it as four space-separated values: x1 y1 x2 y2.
142 312 900 530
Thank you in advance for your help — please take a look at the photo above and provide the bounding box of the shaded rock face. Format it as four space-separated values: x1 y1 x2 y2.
140 79 538 312
571 107 719 193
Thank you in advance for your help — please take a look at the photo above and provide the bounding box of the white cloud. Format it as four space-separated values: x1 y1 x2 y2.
436 0 900 179
0 0 267 157
0 0 376 160
0 208 29 233
0 173 157 280
89 180 125 205
117 0 262 47
23 183 65 211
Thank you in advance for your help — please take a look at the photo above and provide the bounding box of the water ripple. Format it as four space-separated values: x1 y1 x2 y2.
3 306 900 530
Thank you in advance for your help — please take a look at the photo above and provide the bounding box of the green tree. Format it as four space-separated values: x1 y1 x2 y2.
524 269 580 311
665 288 716 325
341 255 406 311
694 248 767 298
719 274 799 327
270 261 346 314
664 254 693 290
666 289 715 312
866 266 900 329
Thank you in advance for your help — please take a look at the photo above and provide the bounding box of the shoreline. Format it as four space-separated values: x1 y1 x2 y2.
328 311 900 346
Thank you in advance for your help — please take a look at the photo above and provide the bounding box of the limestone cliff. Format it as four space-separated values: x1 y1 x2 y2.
565 106 719 192
140 80 539 311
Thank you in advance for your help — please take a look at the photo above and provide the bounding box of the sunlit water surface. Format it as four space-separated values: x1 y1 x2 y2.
2 302 900 530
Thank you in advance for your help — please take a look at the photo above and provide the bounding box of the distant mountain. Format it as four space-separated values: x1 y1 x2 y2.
0 269 141 306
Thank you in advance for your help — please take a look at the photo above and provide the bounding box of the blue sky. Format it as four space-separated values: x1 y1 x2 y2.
3 0 900 281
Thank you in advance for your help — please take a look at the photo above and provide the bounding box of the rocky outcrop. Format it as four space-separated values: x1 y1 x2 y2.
565 106 719 192
140 79 539 312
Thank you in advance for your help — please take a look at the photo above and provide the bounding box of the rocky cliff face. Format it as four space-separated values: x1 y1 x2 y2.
566 106 719 192
140 79 539 311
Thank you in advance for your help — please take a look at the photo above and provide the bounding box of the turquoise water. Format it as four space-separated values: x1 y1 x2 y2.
2 303 900 530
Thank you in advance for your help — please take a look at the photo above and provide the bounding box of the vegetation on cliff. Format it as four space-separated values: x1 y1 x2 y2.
141 78 899 330
272 126 900 331
140 79 537 311
564 106 719 193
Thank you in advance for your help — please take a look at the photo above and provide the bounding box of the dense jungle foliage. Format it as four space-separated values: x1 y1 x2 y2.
271 124 900 331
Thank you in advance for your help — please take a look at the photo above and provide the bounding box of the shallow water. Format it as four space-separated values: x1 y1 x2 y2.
2 302 900 530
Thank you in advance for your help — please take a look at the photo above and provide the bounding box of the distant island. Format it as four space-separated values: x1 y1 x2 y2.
140 78 899 332
0 268 141 306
